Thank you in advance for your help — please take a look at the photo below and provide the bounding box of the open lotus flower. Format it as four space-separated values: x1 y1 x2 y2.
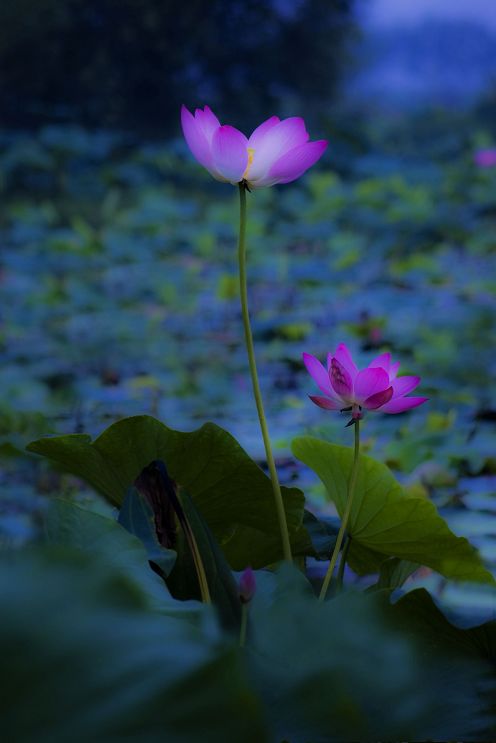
303 343 428 420
181 105 327 189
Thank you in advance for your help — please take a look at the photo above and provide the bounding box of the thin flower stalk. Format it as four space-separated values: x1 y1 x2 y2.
319 420 360 602
238 184 292 562
181 105 328 563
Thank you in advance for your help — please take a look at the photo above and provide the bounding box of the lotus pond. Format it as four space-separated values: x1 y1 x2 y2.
0 115 495 741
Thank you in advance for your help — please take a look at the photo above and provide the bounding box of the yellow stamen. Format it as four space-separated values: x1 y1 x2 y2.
243 147 255 179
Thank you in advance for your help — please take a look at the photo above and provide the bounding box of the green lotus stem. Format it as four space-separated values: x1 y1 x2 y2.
176 500 212 605
237 183 292 563
319 420 360 601
182 517 212 604
336 535 352 591
239 604 249 647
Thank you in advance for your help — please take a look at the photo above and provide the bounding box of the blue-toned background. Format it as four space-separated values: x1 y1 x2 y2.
1 1 495 585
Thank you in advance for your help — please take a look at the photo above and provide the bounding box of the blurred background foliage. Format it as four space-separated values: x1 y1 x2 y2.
0 0 355 135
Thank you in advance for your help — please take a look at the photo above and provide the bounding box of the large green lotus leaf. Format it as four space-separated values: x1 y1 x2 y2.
28 415 305 568
291 437 495 584
0 547 268 743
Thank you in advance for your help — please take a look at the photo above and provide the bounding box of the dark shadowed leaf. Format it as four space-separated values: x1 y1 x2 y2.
248 565 494 743
373 557 420 591
302 510 340 560
118 486 177 578
45 498 189 617
0 547 268 743
392 587 496 664
175 489 242 629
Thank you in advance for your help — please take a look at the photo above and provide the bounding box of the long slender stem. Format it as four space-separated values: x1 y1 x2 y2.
239 604 248 647
237 183 292 563
319 420 360 601
336 535 351 591
181 517 212 604
174 500 211 604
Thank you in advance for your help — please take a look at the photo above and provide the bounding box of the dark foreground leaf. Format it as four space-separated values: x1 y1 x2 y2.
247 565 495 743
46 498 188 617
0 548 268 743
392 587 496 664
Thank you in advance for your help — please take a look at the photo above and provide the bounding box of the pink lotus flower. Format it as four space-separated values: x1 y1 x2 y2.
303 343 428 420
181 105 327 189
474 148 496 168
